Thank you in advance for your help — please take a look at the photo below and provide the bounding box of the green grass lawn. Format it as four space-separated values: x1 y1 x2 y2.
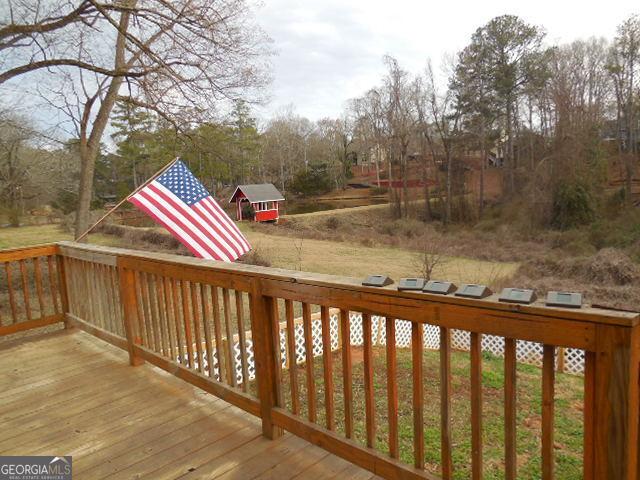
0 224 118 250
280 346 584 480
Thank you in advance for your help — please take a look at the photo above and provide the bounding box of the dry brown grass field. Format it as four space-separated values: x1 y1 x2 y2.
0 223 519 287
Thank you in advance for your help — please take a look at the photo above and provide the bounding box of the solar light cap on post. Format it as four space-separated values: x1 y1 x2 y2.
455 283 492 299
397 278 426 291
423 280 457 295
498 287 537 305
362 275 394 287
546 291 583 309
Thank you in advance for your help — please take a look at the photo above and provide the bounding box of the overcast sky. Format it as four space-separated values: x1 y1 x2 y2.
254 0 639 122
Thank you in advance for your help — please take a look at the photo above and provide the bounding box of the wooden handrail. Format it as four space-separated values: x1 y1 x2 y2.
56 241 637 327
2 241 638 480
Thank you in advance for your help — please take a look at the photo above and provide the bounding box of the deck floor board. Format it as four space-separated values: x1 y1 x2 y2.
0 330 372 480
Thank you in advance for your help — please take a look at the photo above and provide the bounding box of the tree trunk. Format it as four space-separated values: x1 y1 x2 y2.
388 147 399 218
505 99 514 196
625 154 634 205
401 149 409 218
422 152 432 221
74 8 132 239
132 157 138 188
445 148 452 225
75 144 98 238
7 144 20 227
479 118 486 218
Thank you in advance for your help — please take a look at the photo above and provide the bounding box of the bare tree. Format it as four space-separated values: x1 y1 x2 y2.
421 61 462 224
0 114 34 225
608 15 640 203
316 117 354 189
1 0 271 237
413 235 448 281
0 111 67 225
349 88 389 188
260 108 316 192
382 55 418 218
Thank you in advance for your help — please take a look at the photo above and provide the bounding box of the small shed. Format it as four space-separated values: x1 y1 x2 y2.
229 184 285 223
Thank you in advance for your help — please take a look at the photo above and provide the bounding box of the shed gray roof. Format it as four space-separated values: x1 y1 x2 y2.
229 184 285 203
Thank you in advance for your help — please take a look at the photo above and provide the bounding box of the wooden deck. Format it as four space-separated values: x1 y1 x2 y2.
2 242 638 479
0 330 377 480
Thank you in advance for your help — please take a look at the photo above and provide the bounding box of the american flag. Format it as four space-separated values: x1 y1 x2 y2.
129 160 251 262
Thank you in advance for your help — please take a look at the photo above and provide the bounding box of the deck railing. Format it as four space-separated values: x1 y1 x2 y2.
0 244 66 335
1 241 639 480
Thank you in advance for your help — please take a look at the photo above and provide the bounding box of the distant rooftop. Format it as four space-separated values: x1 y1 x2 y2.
229 183 284 203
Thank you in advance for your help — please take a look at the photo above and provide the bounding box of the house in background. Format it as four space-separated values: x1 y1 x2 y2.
229 183 284 223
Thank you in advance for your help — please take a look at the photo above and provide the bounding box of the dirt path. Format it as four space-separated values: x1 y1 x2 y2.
283 202 391 219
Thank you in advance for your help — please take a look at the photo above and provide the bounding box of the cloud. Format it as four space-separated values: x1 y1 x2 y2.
255 0 640 121
255 1 395 120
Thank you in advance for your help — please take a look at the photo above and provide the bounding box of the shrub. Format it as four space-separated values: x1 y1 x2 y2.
551 182 596 230
360 237 375 247
394 218 425 238
240 248 271 267
377 218 425 238
588 209 640 250
606 187 627 210
627 240 640 263
52 190 79 215
289 164 332 197
371 186 388 195
98 223 128 237
241 203 255 220
325 216 341 230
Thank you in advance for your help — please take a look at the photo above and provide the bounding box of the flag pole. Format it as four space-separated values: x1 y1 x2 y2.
74 157 180 243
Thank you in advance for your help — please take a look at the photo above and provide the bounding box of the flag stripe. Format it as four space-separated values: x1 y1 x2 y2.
192 200 248 255
137 189 232 262
203 197 250 251
129 196 213 259
150 183 242 259
201 197 251 251
135 189 226 261
137 189 229 262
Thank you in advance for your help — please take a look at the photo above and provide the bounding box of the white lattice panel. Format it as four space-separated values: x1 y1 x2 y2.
210 347 220 381
516 341 543 367
233 339 256 384
293 323 306 363
424 325 440 349
330 314 340 350
452 330 471 350
564 348 585 374
279 329 288 365
350 313 364 345
481 335 504 356
184 311 587 384
394 320 413 348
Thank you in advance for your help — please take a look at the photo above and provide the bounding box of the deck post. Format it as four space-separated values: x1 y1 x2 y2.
55 252 73 329
249 278 284 439
118 265 145 366
591 323 639 479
